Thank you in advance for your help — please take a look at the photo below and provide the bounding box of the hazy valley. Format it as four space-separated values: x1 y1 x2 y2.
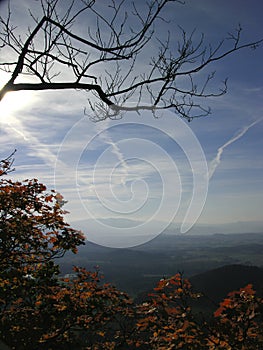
59 232 263 301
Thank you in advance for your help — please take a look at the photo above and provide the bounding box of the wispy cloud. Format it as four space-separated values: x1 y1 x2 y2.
209 118 263 179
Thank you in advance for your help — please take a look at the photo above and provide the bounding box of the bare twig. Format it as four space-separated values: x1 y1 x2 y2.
0 0 262 121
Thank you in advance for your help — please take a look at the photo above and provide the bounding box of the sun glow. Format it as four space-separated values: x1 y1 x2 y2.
0 71 36 125
0 90 34 125
0 74 37 142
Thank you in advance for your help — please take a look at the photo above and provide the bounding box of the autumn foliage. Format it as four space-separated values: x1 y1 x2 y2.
0 153 263 349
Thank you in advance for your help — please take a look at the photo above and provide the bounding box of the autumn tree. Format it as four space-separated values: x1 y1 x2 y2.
132 273 207 349
0 153 84 271
0 152 82 347
0 0 262 121
0 154 133 349
131 273 263 350
212 284 263 349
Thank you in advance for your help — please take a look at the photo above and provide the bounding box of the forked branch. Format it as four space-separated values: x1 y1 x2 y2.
0 0 262 121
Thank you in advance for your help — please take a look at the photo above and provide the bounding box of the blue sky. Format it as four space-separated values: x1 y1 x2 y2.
0 0 263 247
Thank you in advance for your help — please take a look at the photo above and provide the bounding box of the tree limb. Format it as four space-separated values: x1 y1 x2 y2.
0 0 262 121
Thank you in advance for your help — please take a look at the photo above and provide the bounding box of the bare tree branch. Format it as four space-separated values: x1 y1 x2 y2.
0 0 262 121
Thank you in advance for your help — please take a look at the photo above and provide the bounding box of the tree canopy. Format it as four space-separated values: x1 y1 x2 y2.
0 153 131 349
0 0 262 121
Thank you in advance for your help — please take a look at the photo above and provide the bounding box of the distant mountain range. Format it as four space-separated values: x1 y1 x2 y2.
71 218 263 246
73 217 263 234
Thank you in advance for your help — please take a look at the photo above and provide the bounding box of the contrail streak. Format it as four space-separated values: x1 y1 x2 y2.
1 117 66 177
209 118 263 180
6 121 29 141
95 120 129 185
